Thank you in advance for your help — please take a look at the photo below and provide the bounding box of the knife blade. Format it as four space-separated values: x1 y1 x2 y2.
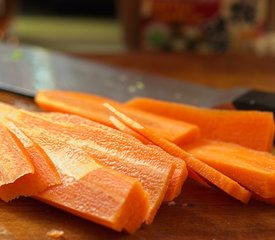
0 43 275 113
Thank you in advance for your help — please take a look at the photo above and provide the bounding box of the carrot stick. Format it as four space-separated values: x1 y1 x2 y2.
0 120 61 201
11 112 149 232
0 103 149 232
109 116 152 144
36 168 149 233
13 110 178 224
126 97 274 152
104 103 252 203
35 90 200 145
109 115 205 199
186 139 275 199
39 112 188 203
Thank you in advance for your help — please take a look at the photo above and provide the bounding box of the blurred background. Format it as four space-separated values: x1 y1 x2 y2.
1 0 275 55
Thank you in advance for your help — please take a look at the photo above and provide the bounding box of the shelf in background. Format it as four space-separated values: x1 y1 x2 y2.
12 16 126 53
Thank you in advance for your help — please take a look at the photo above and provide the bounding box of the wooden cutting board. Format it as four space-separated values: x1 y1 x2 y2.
1 91 275 240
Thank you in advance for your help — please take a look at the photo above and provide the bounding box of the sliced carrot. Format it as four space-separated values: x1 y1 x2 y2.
109 116 152 144
126 98 275 152
104 103 252 203
0 103 61 201
26 111 179 222
110 115 209 190
185 139 275 199
0 124 34 188
108 115 191 201
36 168 149 233
10 112 149 232
0 120 61 202
0 103 148 231
38 112 187 203
35 90 200 145
12 111 178 224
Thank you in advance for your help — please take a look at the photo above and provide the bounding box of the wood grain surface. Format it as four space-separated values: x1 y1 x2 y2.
1 53 275 240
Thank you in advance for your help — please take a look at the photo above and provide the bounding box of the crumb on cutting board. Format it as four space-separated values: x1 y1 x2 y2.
46 229 64 239
167 201 176 206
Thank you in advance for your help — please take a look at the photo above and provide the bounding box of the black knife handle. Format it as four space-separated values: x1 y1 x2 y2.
233 90 275 115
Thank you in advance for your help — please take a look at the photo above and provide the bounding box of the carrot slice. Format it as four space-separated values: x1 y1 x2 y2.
36 168 149 233
109 115 196 201
10 112 149 232
13 111 178 224
126 98 275 152
0 102 61 201
104 103 252 203
38 112 187 203
109 116 152 144
0 124 34 190
39 112 204 200
185 139 275 199
0 120 61 201
35 90 200 145
110 115 210 190
0 103 148 231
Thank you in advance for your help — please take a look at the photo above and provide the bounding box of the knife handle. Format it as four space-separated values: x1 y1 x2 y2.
233 90 275 115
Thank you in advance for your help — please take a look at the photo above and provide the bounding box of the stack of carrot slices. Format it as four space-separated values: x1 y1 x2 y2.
0 90 275 233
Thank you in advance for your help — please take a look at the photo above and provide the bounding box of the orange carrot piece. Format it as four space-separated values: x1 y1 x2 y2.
186 139 275 199
0 120 61 201
36 168 149 233
109 116 152 144
126 98 275 152
38 112 187 203
0 103 148 231
104 103 252 203
0 124 34 188
0 103 61 201
35 90 200 145
110 114 208 190
108 115 191 201
39 112 203 201
11 113 149 232
13 111 177 224
109 115 212 189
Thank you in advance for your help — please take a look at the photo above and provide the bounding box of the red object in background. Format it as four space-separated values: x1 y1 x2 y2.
151 0 220 26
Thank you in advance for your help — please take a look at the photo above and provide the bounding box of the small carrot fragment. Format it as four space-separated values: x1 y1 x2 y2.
186 139 275 199
35 90 201 145
126 97 275 152
104 103 252 203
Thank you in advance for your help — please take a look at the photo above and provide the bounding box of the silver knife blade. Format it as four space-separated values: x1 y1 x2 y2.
0 43 248 107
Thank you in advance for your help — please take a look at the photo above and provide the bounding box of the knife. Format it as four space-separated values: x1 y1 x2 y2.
0 43 275 113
